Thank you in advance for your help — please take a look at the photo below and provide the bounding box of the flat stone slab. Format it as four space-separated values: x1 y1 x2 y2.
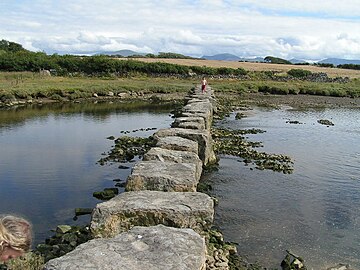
91 191 214 237
143 147 202 180
45 225 206 270
183 101 213 115
126 161 198 192
154 128 217 166
156 136 198 154
172 116 206 130
181 111 212 130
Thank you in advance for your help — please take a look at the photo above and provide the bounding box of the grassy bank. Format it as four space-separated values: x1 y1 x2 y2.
1 72 360 107
0 72 197 103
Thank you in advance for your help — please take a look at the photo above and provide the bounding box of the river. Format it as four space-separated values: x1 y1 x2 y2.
0 101 174 244
204 105 360 270
1 101 359 269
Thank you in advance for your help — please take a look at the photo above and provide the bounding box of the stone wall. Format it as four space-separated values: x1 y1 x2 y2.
44 86 219 270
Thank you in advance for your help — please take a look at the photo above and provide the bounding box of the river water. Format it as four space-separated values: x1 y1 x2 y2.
1 102 359 269
0 101 174 244
204 106 360 270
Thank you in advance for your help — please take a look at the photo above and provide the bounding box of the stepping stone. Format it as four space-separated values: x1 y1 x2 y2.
126 161 198 192
44 225 206 270
154 128 217 166
156 136 198 154
91 190 214 237
143 147 202 180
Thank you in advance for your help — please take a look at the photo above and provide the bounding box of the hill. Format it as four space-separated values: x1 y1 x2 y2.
202 53 241 61
318 58 360 65
95 50 146 57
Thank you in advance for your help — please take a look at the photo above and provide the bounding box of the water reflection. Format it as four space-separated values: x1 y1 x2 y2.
205 107 360 269
0 101 174 245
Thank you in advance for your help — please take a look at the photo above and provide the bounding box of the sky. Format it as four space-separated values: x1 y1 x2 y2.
0 0 359 60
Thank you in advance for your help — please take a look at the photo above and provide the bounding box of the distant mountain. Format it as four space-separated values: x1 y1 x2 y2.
318 58 360 65
202 53 241 61
202 54 265 62
238 57 264 62
289 58 308 64
95 50 146 57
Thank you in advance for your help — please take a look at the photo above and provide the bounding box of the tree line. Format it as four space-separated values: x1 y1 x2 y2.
0 40 247 76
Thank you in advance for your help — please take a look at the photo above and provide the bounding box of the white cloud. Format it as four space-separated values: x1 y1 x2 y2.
0 0 359 60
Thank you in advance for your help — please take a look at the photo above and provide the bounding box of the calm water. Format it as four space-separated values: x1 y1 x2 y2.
0 101 173 244
205 106 360 270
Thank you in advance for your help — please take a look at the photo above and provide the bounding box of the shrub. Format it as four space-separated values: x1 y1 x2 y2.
287 69 312 78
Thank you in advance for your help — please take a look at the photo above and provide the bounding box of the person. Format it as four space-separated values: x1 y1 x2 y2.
0 215 32 262
201 77 207 93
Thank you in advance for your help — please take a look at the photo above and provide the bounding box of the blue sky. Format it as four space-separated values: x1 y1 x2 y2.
0 0 359 60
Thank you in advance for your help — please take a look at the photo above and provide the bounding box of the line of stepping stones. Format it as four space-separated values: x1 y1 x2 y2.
44 86 219 270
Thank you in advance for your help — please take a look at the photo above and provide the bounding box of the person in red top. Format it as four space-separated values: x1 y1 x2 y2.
201 77 207 93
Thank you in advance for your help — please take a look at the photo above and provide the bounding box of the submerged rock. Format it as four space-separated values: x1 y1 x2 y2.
93 188 119 200
318 119 334 126
327 264 354 270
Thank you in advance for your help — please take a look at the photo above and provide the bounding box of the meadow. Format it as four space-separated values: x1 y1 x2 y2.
1 59 360 106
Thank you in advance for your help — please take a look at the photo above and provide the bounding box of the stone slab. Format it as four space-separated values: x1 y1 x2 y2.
154 128 217 166
156 136 198 154
172 116 206 130
44 225 206 270
181 111 212 130
126 161 198 192
91 191 214 237
143 147 202 180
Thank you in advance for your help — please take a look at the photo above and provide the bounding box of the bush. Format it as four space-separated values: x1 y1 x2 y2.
287 69 312 78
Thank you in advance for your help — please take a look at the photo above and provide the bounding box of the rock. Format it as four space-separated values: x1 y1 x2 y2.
56 225 72 234
118 92 128 98
40 69 51 76
90 190 214 237
44 225 206 270
74 208 93 216
107 91 114 97
327 264 353 270
318 119 334 126
172 119 206 130
93 188 119 200
125 161 199 192
180 111 212 130
143 147 203 181
183 101 213 113
156 136 199 154
172 116 206 128
235 112 246 120
154 128 217 166
93 93 98 98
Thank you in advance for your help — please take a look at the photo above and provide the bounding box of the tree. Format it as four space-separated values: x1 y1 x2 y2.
264 56 291 64
0 39 27 52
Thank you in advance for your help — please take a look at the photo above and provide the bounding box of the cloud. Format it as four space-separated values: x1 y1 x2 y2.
0 0 359 60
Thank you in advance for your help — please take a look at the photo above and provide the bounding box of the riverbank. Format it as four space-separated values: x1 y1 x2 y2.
1 71 360 109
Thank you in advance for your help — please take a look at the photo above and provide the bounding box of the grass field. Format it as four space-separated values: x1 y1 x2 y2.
1 58 360 106
128 58 360 79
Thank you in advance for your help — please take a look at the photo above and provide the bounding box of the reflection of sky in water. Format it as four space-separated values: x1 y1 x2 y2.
0 103 173 245
206 107 360 270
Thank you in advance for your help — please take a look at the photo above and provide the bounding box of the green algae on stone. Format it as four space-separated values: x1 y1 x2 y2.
98 135 156 165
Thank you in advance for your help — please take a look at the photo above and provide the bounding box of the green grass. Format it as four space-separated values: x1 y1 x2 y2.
0 72 198 102
210 78 360 98
1 72 359 105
